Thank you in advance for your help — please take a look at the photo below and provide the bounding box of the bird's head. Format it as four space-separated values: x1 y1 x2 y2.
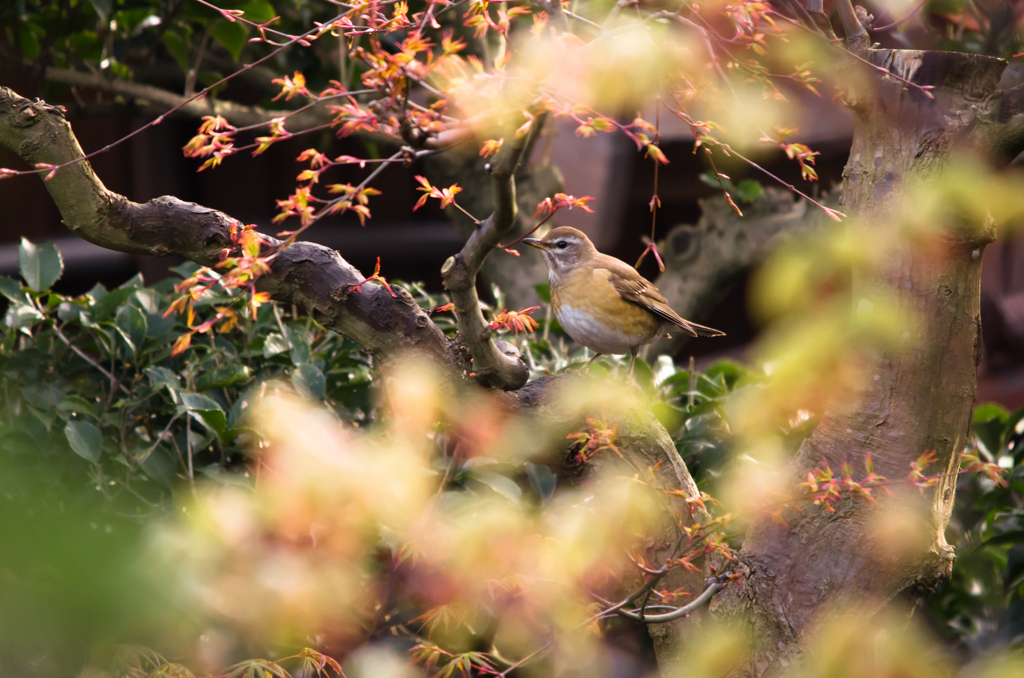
522 226 597 274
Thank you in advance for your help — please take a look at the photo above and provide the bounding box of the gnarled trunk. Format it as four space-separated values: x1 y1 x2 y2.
718 49 1008 674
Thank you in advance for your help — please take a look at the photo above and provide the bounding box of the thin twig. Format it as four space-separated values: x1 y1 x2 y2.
8 14 344 180
184 27 210 98
767 9 936 100
873 0 927 32
52 323 131 394
611 578 726 623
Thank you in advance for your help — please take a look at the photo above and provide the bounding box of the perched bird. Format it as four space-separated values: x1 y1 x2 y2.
523 226 724 378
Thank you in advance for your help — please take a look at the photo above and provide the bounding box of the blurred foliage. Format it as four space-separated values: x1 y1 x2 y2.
0 240 734 676
3 0 1024 674
2 240 1022 676
0 238 740 511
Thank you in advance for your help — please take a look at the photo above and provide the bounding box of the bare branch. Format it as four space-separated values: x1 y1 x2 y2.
611 578 727 623
440 114 547 391
0 86 454 366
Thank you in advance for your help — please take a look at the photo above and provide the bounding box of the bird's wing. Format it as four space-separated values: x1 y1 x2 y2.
600 263 726 338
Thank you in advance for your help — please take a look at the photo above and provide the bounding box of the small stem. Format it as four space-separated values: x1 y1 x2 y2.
52 323 130 394
184 27 210 99
453 201 482 224
872 0 927 32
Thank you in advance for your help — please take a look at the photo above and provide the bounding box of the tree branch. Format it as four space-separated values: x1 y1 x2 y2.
833 0 869 45
44 67 335 131
0 86 454 366
611 578 726 623
440 114 547 390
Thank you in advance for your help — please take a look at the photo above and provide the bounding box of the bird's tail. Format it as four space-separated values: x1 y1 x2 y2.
681 320 726 337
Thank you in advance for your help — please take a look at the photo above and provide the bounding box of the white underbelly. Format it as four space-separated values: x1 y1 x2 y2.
556 306 648 355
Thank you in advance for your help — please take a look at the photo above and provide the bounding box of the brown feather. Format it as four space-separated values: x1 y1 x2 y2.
595 255 726 337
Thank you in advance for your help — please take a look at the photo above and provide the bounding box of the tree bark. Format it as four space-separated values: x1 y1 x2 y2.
0 88 458 369
716 49 1015 674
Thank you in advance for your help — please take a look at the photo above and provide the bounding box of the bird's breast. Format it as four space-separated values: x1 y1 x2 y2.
550 267 661 355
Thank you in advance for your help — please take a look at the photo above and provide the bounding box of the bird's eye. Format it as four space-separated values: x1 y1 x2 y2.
556 241 568 249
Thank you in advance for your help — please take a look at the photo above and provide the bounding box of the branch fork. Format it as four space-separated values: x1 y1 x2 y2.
440 112 547 391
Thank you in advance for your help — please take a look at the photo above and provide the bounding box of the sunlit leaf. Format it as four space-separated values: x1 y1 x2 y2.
65 421 102 463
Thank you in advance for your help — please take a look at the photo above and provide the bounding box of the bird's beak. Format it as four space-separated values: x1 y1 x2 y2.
522 238 548 250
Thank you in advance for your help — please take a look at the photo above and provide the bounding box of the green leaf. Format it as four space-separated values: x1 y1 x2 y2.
287 327 311 365
471 471 522 502
146 366 181 393
19 238 64 291
69 30 103 62
5 304 45 330
199 464 253 488
89 0 112 21
227 392 254 430
0 277 30 305
115 304 148 355
292 363 325 399
161 32 190 73
91 286 136 320
263 333 289 358
240 0 276 24
139 445 177 487
58 396 98 420
632 356 655 390
652 401 685 432
86 282 108 302
973 402 1011 456
179 393 227 434
703 360 748 388
735 179 764 203
525 462 556 501
973 403 1009 424
19 24 41 60
210 20 248 62
196 364 251 391
65 421 102 463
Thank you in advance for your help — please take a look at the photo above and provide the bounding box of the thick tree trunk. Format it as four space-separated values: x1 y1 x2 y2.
717 49 1009 674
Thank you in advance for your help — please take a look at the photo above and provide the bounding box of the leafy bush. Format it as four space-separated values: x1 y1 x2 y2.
0 239 741 513
0 239 379 512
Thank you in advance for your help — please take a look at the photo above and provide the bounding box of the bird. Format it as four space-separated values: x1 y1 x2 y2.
522 226 724 379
